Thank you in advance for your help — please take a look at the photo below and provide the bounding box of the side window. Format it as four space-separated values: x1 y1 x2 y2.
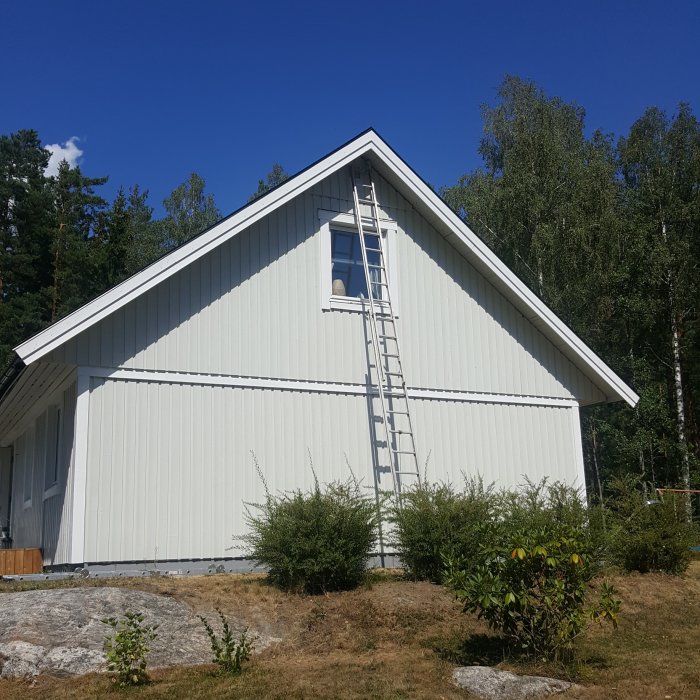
18 434 31 507
44 406 62 491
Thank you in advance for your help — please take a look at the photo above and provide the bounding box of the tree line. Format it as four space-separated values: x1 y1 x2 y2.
442 76 699 500
1 75 698 497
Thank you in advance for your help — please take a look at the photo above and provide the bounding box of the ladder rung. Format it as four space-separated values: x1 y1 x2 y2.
366 263 384 270
370 280 389 287
392 449 417 455
396 471 421 476
358 197 376 205
364 247 383 254
387 410 409 415
381 352 400 358
378 335 397 340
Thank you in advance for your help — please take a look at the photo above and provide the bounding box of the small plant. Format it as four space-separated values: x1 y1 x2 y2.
391 478 499 582
102 611 158 687
243 468 378 594
199 608 253 674
444 480 619 662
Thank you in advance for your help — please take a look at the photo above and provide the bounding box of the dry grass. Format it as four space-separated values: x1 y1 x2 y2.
1 564 699 698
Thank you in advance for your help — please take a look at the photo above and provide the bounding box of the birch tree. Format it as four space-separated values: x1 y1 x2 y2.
618 105 700 503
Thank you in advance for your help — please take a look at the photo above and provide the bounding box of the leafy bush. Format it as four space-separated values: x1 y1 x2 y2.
102 611 158 687
199 608 253 674
391 478 499 582
243 477 378 594
606 476 698 575
445 480 619 661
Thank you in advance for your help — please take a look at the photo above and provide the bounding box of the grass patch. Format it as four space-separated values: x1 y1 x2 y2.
1 564 699 698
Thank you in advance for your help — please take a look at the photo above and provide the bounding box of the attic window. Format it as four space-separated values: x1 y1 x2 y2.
319 210 398 314
330 229 382 300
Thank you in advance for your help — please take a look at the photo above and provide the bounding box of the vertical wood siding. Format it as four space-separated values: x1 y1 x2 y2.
49 166 605 404
84 377 580 562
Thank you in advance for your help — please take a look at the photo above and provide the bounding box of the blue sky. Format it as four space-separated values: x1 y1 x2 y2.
3 1 699 216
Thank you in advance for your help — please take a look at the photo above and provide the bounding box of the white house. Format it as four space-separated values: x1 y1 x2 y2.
0 130 638 569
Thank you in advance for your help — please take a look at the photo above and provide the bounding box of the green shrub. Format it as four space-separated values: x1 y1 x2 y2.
199 608 253 674
606 476 698 575
102 611 158 687
444 480 619 662
243 477 378 594
391 478 499 582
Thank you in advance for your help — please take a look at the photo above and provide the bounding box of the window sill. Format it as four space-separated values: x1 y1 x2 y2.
327 296 396 316
43 483 60 500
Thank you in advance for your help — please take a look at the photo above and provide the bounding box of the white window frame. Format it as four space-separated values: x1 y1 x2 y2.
318 209 399 315
43 404 62 500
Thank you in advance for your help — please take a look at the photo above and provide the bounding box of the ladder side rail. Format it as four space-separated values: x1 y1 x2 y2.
367 177 420 487
352 180 401 497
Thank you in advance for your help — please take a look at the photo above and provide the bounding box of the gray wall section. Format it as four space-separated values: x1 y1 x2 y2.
49 166 606 404
8 382 76 564
84 376 581 563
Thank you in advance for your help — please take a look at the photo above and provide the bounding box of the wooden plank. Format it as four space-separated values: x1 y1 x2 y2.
0 548 43 575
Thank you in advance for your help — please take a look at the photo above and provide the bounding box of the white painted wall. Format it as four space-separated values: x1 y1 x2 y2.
7 159 600 565
83 376 581 563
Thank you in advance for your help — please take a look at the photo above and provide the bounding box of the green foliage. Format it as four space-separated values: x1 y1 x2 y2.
159 172 221 249
444 480 619 661
390 478 499 582
199 608 253 675
606 476 698 574
249 163 289 201
243 475 378 594
102 611 158 687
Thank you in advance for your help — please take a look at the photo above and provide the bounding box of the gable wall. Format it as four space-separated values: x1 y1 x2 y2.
49 166 605 403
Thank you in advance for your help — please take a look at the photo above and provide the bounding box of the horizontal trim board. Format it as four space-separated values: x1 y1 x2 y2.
79 367 578 408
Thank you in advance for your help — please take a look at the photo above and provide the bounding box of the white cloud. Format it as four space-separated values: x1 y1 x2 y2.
44 136 83 176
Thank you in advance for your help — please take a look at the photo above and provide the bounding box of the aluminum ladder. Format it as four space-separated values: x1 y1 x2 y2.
351 165 421 500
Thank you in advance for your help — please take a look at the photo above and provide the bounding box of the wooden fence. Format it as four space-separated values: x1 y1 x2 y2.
0 548 43 575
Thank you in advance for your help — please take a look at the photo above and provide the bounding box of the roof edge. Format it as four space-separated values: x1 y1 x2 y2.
13 128 638 408
15 129 379 364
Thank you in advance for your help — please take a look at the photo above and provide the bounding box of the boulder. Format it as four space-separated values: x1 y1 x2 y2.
452 666 577 699
0 586 265 678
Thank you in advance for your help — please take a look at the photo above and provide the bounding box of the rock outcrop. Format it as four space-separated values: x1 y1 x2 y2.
0 586 260 678
452 666 577 699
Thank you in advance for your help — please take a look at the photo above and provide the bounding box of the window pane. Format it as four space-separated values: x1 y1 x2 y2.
330 229 382 300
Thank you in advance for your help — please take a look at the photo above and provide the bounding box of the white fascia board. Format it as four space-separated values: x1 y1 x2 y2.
365 137 639 408
14 132 378 365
